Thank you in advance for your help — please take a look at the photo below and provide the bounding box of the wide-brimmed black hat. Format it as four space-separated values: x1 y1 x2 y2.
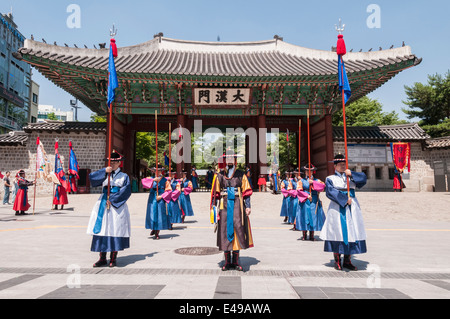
150 164 165 172
332 153 346 165
105 150 124 162
303 164 317 172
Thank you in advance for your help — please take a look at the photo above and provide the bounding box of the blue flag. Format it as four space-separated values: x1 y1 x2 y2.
338 55 351 105
107 46 118 108
164 152 169 166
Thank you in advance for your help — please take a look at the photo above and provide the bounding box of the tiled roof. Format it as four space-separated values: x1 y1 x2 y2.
333 123 430 142
16 37 421 77
0 131 29 146
426 136 450 149
23 121 106 133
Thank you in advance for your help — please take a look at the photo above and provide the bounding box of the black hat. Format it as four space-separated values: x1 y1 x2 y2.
150 164 165 172
18 169 25 175
332 153 346 165
303 164 317 172
105 150 124 162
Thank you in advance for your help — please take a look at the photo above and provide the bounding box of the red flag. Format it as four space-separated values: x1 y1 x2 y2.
391 142 411 173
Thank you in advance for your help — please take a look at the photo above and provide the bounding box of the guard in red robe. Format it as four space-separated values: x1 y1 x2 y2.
13 170 35 216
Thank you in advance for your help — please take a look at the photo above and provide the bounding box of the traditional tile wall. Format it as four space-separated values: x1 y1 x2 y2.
0 131 105 199
333 141 448 192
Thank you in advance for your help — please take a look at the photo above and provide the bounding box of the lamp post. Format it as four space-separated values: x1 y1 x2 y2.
70 98 81 121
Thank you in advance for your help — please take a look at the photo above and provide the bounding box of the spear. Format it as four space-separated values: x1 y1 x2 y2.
155 110 159 196
307 109 312 193
169 122 172 178
298 119 301 178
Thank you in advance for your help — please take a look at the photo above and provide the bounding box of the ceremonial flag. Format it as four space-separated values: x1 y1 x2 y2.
286 129 289 142
179 124 183 138
36 138 53 182
107 41 118 109
0 171 3 179
337 34 351 105
54 141 69 191
338 55 351 105
390 142 411 173
164 151 170 166
68 141 79 179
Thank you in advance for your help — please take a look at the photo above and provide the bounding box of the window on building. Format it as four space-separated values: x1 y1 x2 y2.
32 93 38 104
388 168 395 180
375 167 382 180
361 167 369 179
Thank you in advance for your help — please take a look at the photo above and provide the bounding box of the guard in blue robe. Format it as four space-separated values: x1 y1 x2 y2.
145 166 172 240
297 165 326 241
179 170 194 222
87 151 131 268
168 177 183 227
320 154 367 271
279 172 290 222
191 167 199 191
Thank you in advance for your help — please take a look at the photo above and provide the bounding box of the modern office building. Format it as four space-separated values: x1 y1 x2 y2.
0 11 31 134
37 104 74 122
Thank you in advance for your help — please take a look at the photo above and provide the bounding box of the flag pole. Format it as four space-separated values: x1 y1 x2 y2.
336 19 351 196
106 25 118 210
341 61 350 195
155 110 159 196
298 119 301 176
33 137 39 215
106 101 113 209
169 122 172 178
307 109 312 193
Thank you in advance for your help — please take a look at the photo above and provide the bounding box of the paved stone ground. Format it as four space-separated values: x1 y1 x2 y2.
1 190 450 301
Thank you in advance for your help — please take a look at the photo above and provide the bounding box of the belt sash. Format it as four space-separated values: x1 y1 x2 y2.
338 189 355 245
93 186 120 234
226 187 236 242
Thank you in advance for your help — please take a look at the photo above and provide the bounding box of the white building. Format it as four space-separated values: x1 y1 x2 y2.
37 105 74 122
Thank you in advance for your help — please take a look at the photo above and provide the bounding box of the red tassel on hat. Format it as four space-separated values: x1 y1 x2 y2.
336 34 346 56
110 38 118 58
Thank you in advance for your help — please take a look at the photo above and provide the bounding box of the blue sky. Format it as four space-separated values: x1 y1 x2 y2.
2 0 449 122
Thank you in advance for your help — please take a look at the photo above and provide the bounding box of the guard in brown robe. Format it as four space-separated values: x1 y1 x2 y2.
212 153 254 271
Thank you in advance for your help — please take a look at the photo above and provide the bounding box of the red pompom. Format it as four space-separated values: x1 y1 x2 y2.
110 38 118 58
336 34 346 56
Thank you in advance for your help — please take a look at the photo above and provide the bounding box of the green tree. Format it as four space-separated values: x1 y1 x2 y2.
333 96 407 127
47 112 58 121
90 113 107 122
402 71 450 137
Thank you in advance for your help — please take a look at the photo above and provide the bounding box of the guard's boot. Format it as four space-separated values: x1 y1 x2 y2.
343 255 358 271
109 251 118 268
93 252 107 268
302 231 308 241
232 251 243 271
309 231 315 241
221 251 232 271
333 253 342 271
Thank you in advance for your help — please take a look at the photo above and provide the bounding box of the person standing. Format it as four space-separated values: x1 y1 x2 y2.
13 170 35 216
206 166 214 190
144 166 172 240
297 165 326 241
191 166 199 191
168 172 183 229
279 171 291 223
179 170 194 223
320 154 367 271
3 171 11 205
87 151 132 268
212 152 254 271
11 173 18 204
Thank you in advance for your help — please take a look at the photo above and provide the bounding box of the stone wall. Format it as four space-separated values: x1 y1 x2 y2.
0 131 106 199
333 141 448 192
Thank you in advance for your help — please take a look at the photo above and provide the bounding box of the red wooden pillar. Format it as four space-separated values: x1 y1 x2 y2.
257 114 267 178
176 114 186 177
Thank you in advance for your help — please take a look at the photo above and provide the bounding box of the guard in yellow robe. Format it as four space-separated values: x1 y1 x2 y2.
212 153 254 271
